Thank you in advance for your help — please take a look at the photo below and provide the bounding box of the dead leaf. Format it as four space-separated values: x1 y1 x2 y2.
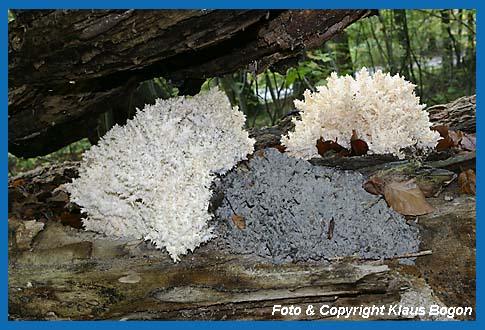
363 177 385 196
460 133 476 151
350 130 369 156
316 137 347 156
432 125 471 152
383 180 434 216
431 125 449 138
231 214 246 230
337 149 351 157
458 169 476 195
9 179 26 188
448 130 464 146
436 136 454 151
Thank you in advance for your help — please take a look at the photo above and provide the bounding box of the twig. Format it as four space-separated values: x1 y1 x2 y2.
329 250 432 262
394 250 432 259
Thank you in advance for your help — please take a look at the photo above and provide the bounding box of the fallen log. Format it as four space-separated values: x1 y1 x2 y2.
8 147 475 320
427 95 476 133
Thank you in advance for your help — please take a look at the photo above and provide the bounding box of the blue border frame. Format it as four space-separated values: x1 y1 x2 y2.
3 0 481 328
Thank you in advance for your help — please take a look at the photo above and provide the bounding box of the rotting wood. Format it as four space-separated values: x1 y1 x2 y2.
427 95 476 133
7 148 475 320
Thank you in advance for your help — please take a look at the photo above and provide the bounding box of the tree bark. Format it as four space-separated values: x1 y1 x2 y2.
8 9 374 158
426 94 476 133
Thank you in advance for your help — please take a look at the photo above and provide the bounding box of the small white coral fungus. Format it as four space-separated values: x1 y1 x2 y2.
281 68 440 159
67 88 254 261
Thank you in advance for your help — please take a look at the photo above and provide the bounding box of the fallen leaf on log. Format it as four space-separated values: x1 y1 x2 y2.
448 130 464 146
432 125 474 152
383 180 434 216
458 169 476 195
431 125 449 138
363 177 385 196
231 214 246 230
316 137 347 156
350 130 369 156
436 136 455 151
460 133 476 151
364 163 455 198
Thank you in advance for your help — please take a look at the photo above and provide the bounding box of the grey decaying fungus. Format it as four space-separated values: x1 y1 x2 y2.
216 148 420 264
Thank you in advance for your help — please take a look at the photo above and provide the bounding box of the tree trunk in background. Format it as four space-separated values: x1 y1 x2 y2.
465 11 476 95
331 31 353 74
393 10 414 81
440 10 454 75
8 9 374 158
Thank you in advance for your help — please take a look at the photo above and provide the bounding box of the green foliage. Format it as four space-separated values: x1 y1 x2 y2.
214 9 475 129
346 9 476 104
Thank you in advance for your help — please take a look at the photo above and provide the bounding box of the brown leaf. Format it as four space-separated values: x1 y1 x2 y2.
9 179 26 188
383 180 434 216
458 169 476 195
351 140 369 155
431 125 449 138
337 149 351 157
350 130 369 156
363 177 385 196
231 214 246 230
433 126 468 152
316 137 347 157
448 130 464 146
436 136 454 151
460 133 476 151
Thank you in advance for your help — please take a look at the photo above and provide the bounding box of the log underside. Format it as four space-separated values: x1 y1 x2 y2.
8 147 476 320
8 9 374 157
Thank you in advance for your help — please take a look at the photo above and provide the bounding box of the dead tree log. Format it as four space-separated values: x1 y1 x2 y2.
426 94 476 133
8 9 374 158
8 146 475 320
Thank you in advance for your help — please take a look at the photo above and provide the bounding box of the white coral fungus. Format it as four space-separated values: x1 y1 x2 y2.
281 68 440 159
67 88 255 261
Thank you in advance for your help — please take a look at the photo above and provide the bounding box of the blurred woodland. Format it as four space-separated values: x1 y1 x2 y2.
8 9 476 176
